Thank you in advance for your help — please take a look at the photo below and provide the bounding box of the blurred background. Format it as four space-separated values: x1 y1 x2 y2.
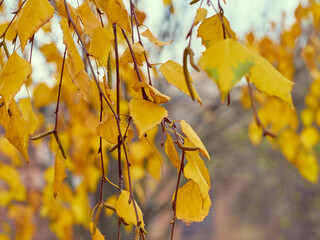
1 0 320 239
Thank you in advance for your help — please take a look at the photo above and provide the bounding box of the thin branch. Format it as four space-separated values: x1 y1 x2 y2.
170 151 185 240
99 93 105 202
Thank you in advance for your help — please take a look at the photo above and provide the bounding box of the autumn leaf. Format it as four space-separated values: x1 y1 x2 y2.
0 52 32 110
16 0 54 51
89 26 113 61
164 133 181 169
132 82 171 104
89 222 105 240
121 42 145 66
295 149 318 183
96 113 119 144
197 13 236 48
54 154 67 198
115 190 145 229
129 99 168 138
180 120 210 161
141 28 173 47
174 180 211 225
77 1 100 37
194 8 207 25
159 60 202 104
19 97 38 135
4 115 29 163
199 38 254 101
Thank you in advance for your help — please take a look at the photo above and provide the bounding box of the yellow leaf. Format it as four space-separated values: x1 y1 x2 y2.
96 113 119 144
300 108 314 126
278 129 300 162
102 0 131 33
115 190 145 229
174 180 211 225
249 51 294 107
77 1 100 37
16 0 54 51
164 133 181 169
300 126 319 150
121 42 145 66
184 141 210 198
132 82 171 104
89 222 105 240
198 38 254 100
295 149 318 183
197 14 236 48
194 8 207 25
159 60 202 104
72 69 91 102
4 115 29 163
248 122 262 145
0 52 31 110
105 195 117 216
0 21 17 41
89 26 113 60
33 83 54 108
180 120 210 161
129 99 168 138
19 98 38 135
57 0 83 35
141 29 173 47
54 154 67 198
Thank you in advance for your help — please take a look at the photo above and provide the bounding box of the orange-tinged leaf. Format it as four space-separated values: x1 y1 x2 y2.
180 120 210 161
141 29 173 47
0 52 31 110
0 21 17 41
115 190 145 229
249 51 294 106
132 82 171 104
4 115 29 163
197 14 236 48
19 98 38 135
198 38 254 100
89 222 105 240
121 42 145 66
96 113 119 144
77 1 100 36
103 0 131 33
54 154 67 198
164 133 181 169
194 8 207 25
129 99 168 138
174 180 211 225
159 60 202 104
89 26 113 60
16 0 54 51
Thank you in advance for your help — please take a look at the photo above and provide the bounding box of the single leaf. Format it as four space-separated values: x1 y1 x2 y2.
300 126 319 150
77 1 100 36
129 99 168 138
53 154 67 198
174 180 211 225
295 149 318 183
278 129 300 162
249 51 294 106
96 113 119 144
121 42 145 66
159 60 202 104
197 13 236 48
33 83 54 108
19 97 38 135
4 115 29 163
141 28 173 47
194 8 207 25
115 190 145 229
89 26 113 60
0 52 32 110
16 0 55 51
180 120 210 161
102 0 131 33
72 69 91 102
132 82 171 104
198 38 254 100
57 0 83 35
89 222 105 240
164 133 181 169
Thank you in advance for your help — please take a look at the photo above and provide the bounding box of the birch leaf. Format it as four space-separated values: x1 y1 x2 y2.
164 133 180 169
132 82 171 104
159 60 202 104
16 0 55 51
77 1 100 36
89 222 105 240
174 180 211 225
96 113 119 144
141 29 173 47
129 99 168 138
0 52 31 110
54 154 67 198
121 43 145 66
89 26 113 60
19 97 38 135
